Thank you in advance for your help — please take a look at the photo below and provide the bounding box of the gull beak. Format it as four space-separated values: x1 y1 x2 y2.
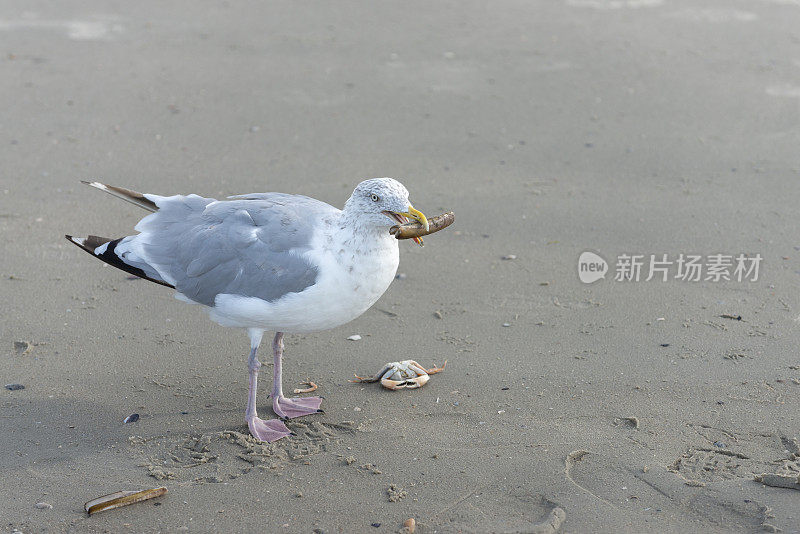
398 205 429 232
397 205 429 247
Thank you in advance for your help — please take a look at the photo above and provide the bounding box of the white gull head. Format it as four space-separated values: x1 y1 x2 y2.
342 177 427 233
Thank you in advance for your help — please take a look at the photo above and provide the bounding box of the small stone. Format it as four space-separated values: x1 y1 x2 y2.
502 323 511 327
347 335 362 341
395 273 407 280
295 492 303 498
433 311 443 319
353 407 362 412
713 441 726 448
124 413 140 424
5 383 24 391
35 502 53 509
501 254 517 260
371 523 381 528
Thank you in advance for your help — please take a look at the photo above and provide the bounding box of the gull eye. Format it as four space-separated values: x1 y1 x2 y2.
371 194 380 202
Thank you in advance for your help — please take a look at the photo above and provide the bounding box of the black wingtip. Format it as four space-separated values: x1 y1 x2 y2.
65 235 175 289
64 234 83 246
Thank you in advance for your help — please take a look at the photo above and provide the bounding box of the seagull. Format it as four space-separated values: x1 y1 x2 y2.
65 178 429 442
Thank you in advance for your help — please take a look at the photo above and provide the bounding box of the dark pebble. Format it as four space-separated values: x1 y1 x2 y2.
660 343 670 347
501 387 510 391
371 523 381 528
124 413 140 424
713 441 726 448
5 383 24 391
181 411 189 415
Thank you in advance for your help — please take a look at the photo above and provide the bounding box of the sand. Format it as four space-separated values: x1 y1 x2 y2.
2 0 800 532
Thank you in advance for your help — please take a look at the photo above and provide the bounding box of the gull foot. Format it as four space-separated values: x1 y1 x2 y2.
247 416 292 442
273 395 323 419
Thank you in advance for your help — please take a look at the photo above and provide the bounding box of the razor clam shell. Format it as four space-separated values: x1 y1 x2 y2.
390 211 454 240
84 487 167 515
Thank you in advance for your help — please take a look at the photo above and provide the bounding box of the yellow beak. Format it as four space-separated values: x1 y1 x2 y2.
398 205 429 232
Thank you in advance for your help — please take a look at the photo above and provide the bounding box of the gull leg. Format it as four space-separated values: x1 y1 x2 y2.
271 332 323 419
245 328 291 442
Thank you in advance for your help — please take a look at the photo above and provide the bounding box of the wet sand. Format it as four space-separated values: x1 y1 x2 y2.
2 1 800 532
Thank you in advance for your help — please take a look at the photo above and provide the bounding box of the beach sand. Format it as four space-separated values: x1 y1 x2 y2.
2 1 800 532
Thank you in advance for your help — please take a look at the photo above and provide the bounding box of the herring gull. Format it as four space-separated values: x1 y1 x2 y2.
65 178 429 442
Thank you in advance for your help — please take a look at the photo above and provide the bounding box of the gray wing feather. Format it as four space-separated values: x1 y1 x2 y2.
133 193 337 306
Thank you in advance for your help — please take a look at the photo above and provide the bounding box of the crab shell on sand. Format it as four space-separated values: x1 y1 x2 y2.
351 360 446 390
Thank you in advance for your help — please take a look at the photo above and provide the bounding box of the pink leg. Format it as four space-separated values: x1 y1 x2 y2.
271 332 323 419
245 329 291 442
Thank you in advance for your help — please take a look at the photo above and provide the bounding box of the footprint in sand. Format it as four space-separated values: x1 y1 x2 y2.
131 420 356 483
565 450 767 531
430 484 565 534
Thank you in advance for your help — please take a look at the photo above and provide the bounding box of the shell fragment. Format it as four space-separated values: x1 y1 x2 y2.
84 487 167 515
390 211 454 240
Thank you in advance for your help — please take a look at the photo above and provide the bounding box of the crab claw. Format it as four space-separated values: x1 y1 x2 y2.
379 378 406 390
380 374 430 390
405 374 430 389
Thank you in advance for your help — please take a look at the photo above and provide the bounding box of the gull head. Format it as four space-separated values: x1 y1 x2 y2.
344 178 429 244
